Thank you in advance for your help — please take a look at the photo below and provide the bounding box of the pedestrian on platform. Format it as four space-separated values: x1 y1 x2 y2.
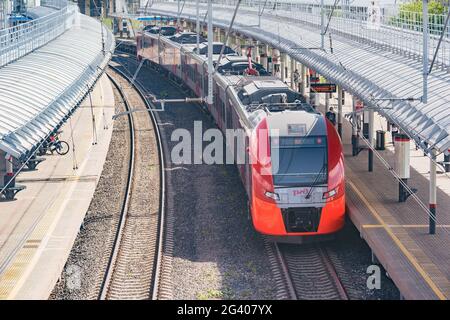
293 69 300 91
326 107 337 126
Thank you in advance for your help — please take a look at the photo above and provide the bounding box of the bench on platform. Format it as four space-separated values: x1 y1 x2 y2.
0 184 26 200
25 156 46 170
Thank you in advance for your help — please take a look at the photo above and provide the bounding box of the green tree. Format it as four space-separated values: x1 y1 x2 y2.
395 1 446 33
399 1 445 15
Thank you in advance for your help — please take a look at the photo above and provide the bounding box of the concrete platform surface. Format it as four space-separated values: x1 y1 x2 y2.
317 93 450 300
0 74 115 299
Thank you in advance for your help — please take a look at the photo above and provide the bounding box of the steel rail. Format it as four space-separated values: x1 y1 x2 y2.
106 64 167 300
273 242 298 299
98 71 136 300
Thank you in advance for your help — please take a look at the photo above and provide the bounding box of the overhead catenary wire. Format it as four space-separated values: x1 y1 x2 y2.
145 2 450 181
215 0 242 73
348 119 450 236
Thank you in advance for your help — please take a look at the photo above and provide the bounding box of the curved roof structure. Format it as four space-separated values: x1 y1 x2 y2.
26 6 58 19
148 2 450 155
0 6 114 160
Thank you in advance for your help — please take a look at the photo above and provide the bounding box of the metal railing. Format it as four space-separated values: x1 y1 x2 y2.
163 0 450 70
0 0 73 68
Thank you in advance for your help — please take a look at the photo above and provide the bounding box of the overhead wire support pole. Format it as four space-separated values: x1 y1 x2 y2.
323 0 340 37
207 0 213 105
428 8 450 75
258 0 268 28
429 148 437 234
177 0 181 27
320 0 325 50
368 108 374 172
196 0 200 52
143 0 155 15
215 0 242 73
422 0 429 104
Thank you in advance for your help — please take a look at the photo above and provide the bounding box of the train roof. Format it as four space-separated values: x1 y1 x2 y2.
239 78 294 99
193 42 237 56
266 110 326 137
169 32 205 44
215 56 268 76
227 77 320 130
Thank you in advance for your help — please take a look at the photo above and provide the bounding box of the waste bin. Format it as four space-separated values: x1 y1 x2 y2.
376 130 385 150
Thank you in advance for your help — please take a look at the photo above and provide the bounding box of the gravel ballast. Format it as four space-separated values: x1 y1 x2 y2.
52 52 400 300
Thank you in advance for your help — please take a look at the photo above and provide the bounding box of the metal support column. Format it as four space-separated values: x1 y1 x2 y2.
351 96 358 156
272 48 280 78
290 57 296 90
4 153 14 188
368 108 374 172
337 86 343 137
429 149 437 234
363 110 369 139
395 134 411 202
422 0 429 104
255 41 260 63
300 64 306 97
444 151 450 172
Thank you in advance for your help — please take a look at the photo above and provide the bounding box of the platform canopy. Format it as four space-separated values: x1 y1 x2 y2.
0 10 114 160
148 2 450 155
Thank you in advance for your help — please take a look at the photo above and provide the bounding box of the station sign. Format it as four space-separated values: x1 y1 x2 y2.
310 83 337 93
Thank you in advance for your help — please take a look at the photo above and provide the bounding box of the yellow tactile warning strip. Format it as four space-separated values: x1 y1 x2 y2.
0 176 71 299
363 224 450 229
347 175 447 300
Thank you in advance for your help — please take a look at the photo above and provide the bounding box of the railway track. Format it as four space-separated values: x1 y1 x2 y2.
98 67 166 300
109 51 350 300
267 240 349 300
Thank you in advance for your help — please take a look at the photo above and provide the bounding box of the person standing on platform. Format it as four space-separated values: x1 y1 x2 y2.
293 69 300 92
326 107 337 126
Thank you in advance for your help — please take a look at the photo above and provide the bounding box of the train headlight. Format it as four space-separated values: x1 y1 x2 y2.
265 191 280 201
323 187 339 200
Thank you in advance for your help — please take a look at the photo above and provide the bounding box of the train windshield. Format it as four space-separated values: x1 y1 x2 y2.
271 136 328 187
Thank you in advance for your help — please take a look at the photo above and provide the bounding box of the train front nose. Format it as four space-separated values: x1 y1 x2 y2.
281 207 322 233
251 186 345 236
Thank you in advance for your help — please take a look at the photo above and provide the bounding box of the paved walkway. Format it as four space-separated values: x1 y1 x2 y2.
0 74 115 299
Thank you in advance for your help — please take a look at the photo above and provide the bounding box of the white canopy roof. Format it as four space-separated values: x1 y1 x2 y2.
0 12 114 159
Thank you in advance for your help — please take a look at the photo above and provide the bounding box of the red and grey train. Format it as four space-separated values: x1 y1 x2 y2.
137 26 345 241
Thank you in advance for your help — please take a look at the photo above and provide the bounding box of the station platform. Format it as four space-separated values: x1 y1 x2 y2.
0 74 115 299
315 95 450 300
